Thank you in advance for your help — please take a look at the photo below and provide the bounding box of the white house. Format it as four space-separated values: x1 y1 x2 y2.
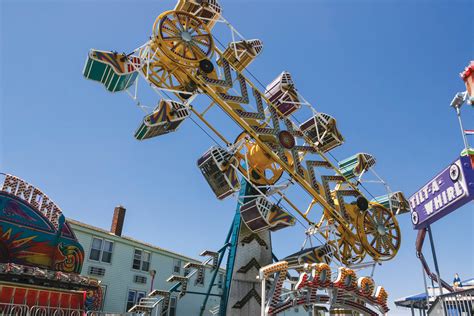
68 206 307 316
68 206 224 315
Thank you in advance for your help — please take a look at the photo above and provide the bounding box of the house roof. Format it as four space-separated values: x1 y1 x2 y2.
395 277 474 310
394 292 429 309
67 218 224 271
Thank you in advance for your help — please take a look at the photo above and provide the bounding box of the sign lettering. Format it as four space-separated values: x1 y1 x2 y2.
410 155 474 229
1 174 62 229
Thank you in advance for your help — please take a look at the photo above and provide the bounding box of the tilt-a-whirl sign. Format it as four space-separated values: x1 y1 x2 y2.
410 155 474 229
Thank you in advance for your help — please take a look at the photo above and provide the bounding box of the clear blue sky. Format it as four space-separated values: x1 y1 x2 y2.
1 0 473 314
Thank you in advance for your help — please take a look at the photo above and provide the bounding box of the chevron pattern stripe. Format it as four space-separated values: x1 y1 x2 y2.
241 233 268 249
237 258 261 273
232 288 261 309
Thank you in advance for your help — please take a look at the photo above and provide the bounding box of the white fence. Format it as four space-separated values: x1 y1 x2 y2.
0 303 83 316
428 288 474 316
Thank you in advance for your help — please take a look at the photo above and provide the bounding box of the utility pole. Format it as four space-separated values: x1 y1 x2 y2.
450 91 470 151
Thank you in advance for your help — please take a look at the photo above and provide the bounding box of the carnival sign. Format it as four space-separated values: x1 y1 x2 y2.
0 173 85 274
1 174 62 228
410 155 474 229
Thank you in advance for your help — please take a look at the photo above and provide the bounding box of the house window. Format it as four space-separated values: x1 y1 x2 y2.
102 240 113 263
134 275 147 284
142 251 150 271
89 237 113 263
126 289 146 311
169 297 177 316
133 249 141 270
90 238 102 261
184 267 190 277
133 249 151 272
88 266 106 277
173 259 181 274
218 273 224 289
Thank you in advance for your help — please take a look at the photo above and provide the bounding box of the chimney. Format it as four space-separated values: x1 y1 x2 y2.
111 205 126 236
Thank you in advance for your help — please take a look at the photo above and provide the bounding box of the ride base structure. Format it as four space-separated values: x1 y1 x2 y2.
83 0 410 314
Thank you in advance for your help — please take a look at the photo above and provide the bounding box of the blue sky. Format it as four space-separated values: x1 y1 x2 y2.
1 0 473 314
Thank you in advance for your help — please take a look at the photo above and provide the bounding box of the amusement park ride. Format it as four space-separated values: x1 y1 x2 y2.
409 61 474 297
83 0 411 315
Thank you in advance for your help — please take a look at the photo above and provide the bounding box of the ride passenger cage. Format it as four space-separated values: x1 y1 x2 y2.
265 72 300 117
338 153 376 180
135 100 190 140
240 196 295 233
219 39 264 72
174 0 222 30
83 49 140 93
282 244 333 267
300 113 344 153
372 191 411 215
197 146 240 200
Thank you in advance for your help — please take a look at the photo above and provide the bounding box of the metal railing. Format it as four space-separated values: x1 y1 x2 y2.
0 303 83 316
0 303 29 316
86 313 139 316
428 288 474 315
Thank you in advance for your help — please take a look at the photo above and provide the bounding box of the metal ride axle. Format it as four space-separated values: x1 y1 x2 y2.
176 51 362 236
117 8 401 264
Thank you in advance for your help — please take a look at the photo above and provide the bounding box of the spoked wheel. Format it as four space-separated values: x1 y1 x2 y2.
357 203 401 261
335 227 365 265
315 213 365 266
154 10 214 67
234 132 292 186
340 241 365 265
142 61 186 91
139 46 186 90
140 45 198 100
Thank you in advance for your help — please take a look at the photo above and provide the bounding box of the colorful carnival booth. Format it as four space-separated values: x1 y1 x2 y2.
0 174 103 314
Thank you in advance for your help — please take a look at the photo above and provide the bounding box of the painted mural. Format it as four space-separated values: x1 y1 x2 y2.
0 175 84 273
0 173 102 311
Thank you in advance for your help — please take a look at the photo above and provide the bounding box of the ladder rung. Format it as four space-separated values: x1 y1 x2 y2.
200 250 218 257
167 275 188 283
184 262 202 269
149 289 170 297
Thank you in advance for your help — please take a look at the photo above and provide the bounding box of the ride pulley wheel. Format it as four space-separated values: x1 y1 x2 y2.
154 10 214 68
316 212 365 265
234 132 291 186
357 203 401 261
337 236 365 265
139 46 189 91
199 59 214 74
333 220 365 265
